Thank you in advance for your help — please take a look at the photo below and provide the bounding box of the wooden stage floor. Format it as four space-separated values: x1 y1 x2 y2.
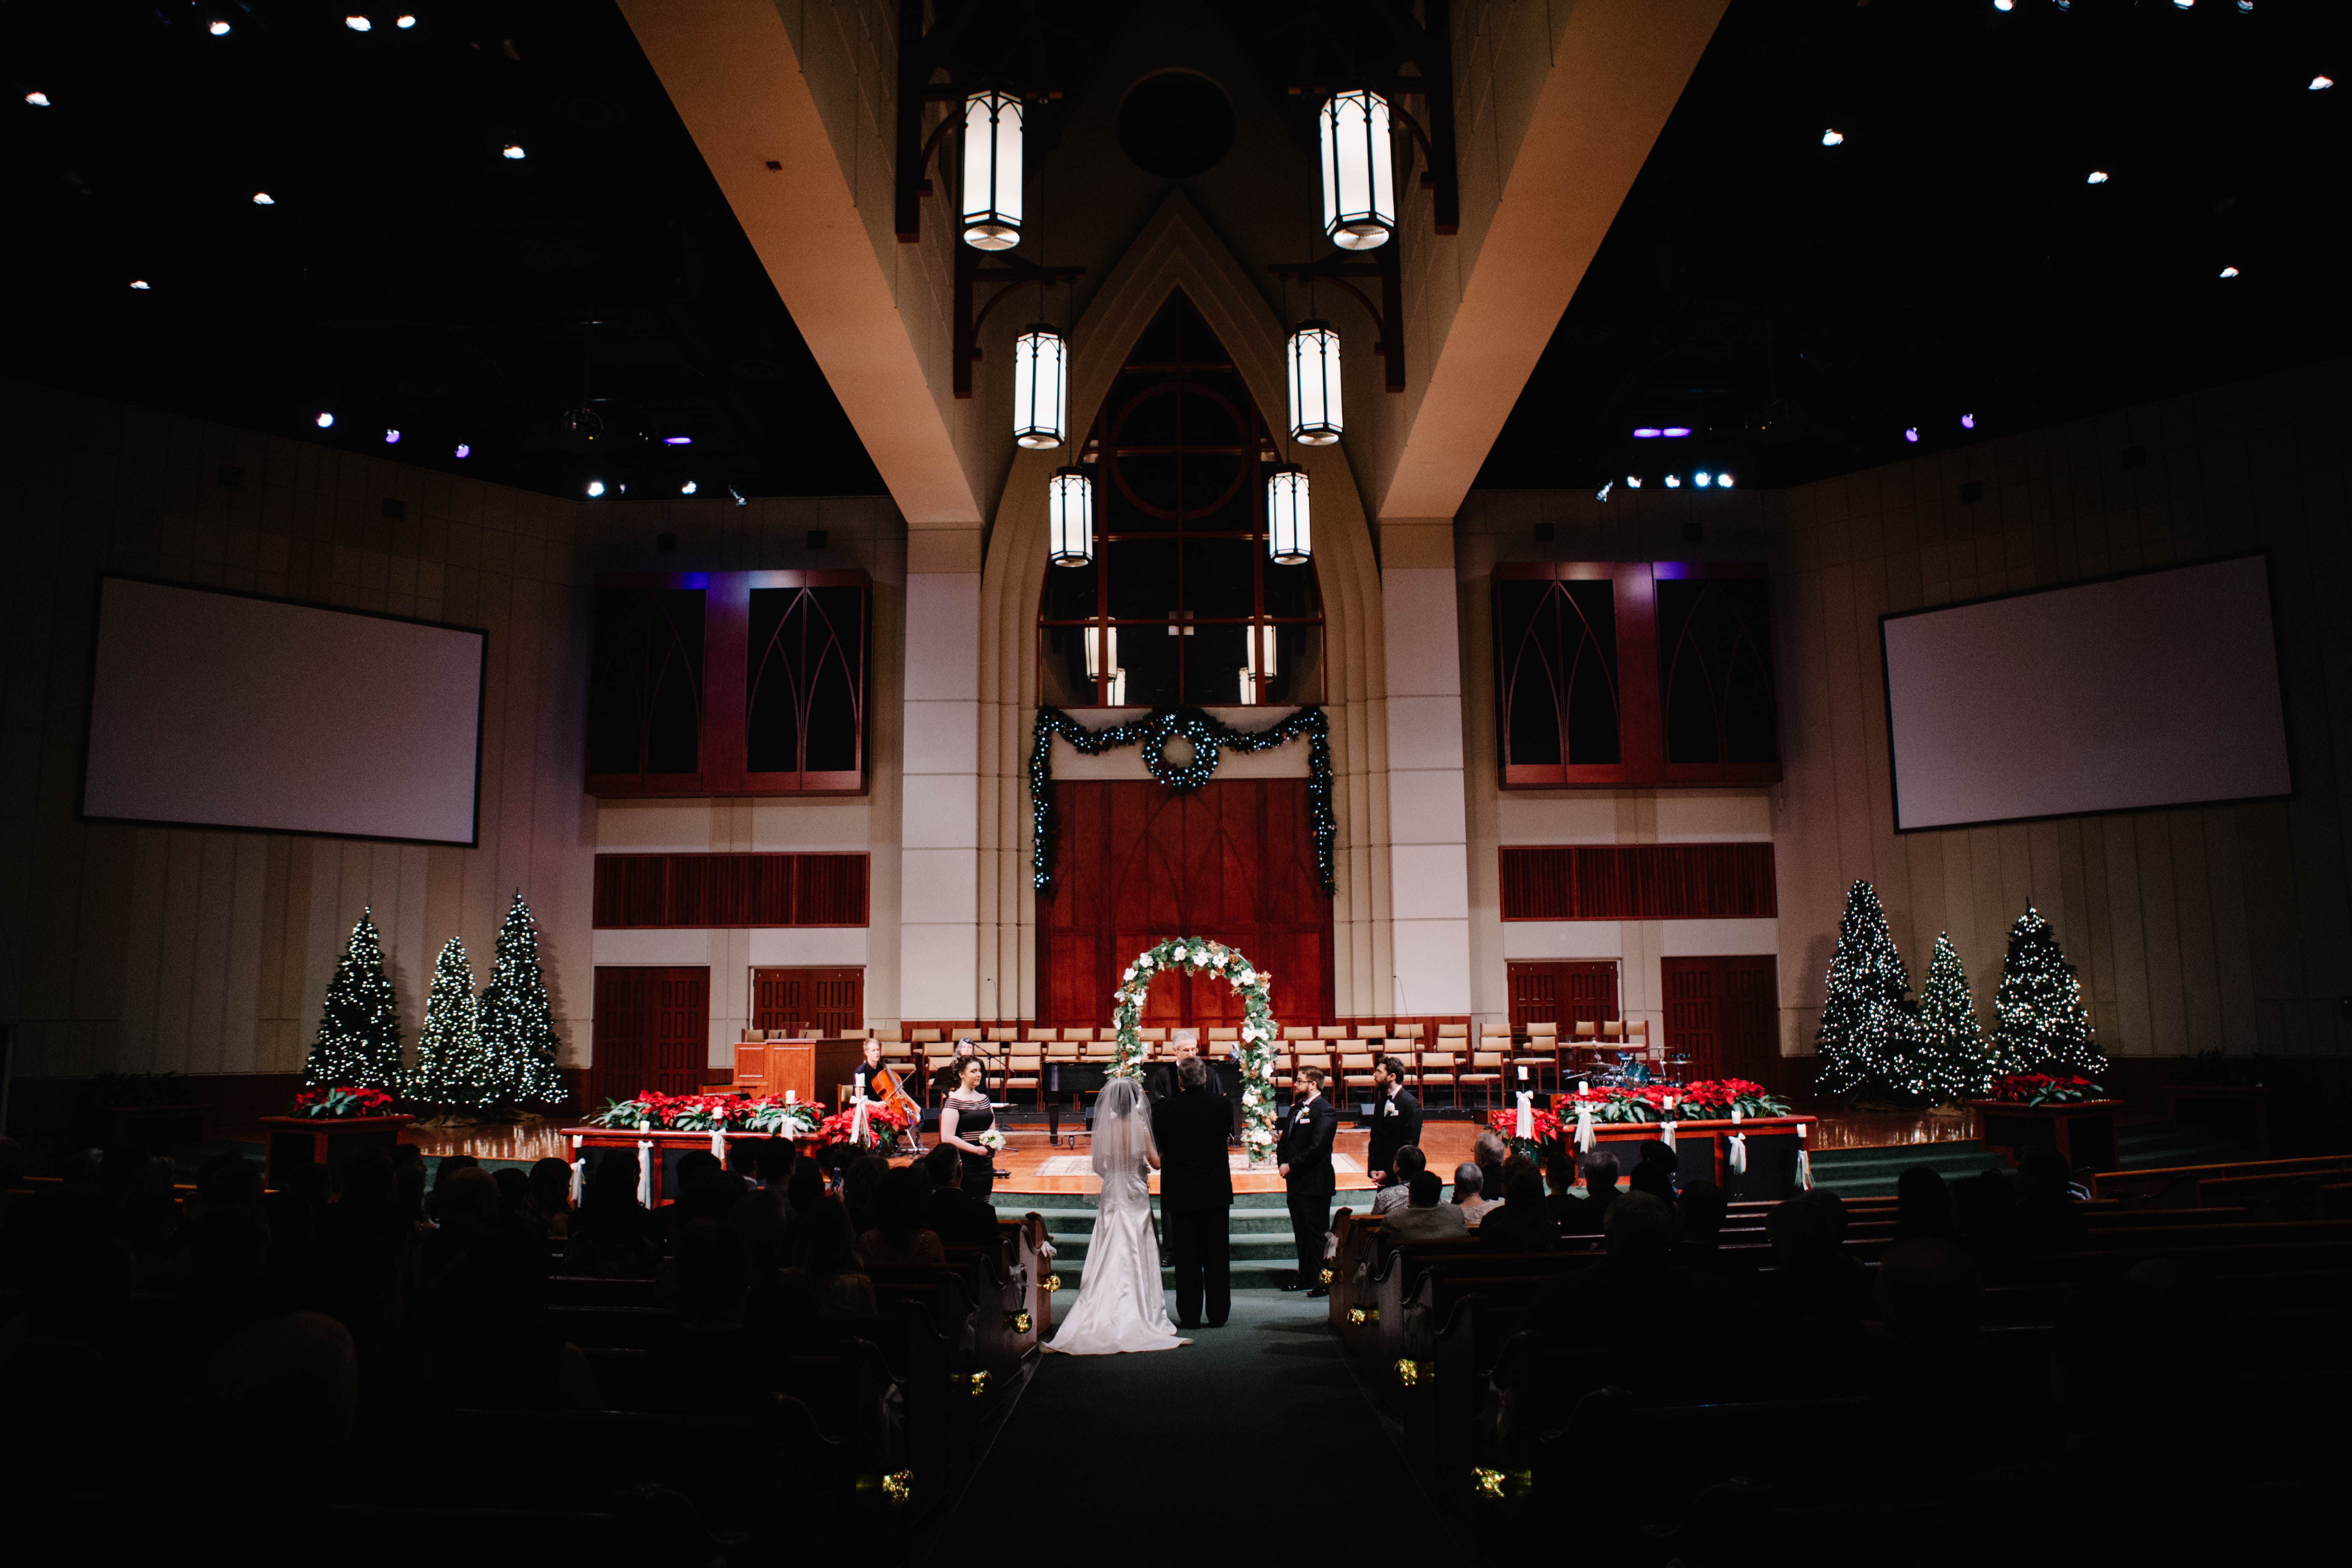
384 1101 1984 1195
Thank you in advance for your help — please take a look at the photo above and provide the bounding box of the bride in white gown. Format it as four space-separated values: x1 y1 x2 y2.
1044 1076 1190 1355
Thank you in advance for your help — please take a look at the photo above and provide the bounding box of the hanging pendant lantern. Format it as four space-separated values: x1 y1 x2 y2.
1267 464 1312 565
1319 89 1395 251
1239 622 1280 703
961 91 1023 251
1048 465 1093 567
1287 320 1343 446
1013 325 1067 449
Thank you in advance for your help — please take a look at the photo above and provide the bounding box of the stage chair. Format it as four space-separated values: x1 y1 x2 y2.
1358 1023 1388 1040
873 1026 904 1044
1006 1052 1042 1107
1338 1051 1378 1094
1317 1024 1348 1040
1284 1025 1317 1042
1459 1048 1506 1109
1138 1027 1168 1041
1416 1049 1459 1107
912 1028 944 1044
1026 1026 1060 1041
1601 1021 1624 1042
987 1026 1020 1043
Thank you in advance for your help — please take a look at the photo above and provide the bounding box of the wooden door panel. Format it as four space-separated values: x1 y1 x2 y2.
752 967 863 1036
1661 955 1776 1080
1506 961 1619 1033
594 965 709 1104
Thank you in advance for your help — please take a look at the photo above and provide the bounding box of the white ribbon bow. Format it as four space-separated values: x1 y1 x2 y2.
1576 1100 1596 1153
1727 1106 1747 1176
637 1139 655 1207
1797 1119 1812 1191
569 1134 587 1205
709 1126 727 1162
1515 1089 1534 1141
1661 1118 1677 1151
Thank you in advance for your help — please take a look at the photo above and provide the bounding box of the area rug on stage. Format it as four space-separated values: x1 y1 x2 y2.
1030 1153 1365 1177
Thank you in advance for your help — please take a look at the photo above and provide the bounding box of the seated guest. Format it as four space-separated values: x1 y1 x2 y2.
1527 1193 1727 1355
656 1222 754 1391
840 1154 890 1238
1761 1197 1872 1384
523 1156 574 1239
855 1166 947 1270
752 1138 798 1207
1478 1170 1557 1252
772 1195 876 1319
1670 1180 1757 1289
562 1154 658 1277
1373 1147 1427 1217
2011 1146 2089 1255
1628 1139 1678 1207
1453 1163 1500 1226
922 1143 1000 1251
1553 1151 1621 1234
1895 1165 1957 1240
1381 1169 1469 1240
1473 1129 1509 1210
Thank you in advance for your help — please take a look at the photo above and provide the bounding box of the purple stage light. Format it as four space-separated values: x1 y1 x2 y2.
1961 414 1977 429
663 436 693 445
1662 426 1692 438
1632 427 1662 439
1904 428 1920 443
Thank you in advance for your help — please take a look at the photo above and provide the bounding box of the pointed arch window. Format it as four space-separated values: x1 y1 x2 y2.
1037 293 1324 708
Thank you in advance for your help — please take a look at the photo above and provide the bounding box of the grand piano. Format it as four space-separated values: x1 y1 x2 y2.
1043 1058 1245 1142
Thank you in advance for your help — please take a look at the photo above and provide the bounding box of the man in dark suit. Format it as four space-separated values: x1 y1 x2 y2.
1152 1055 1234 1328
1364 1054 1423 1192
1277 1065 1338 1296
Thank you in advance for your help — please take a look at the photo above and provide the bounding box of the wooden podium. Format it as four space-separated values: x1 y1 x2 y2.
734 1038 815 1103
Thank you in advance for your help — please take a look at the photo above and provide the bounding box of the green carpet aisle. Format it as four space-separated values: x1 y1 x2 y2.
916 1289 1453 1551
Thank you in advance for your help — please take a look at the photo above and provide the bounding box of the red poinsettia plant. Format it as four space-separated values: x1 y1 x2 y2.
290 1085 396 1119
817 1100 913 1149
1487 1105 1567 1161
588 1091 824 1136
1675 1079 1792 1120
1989 1073 2103 1106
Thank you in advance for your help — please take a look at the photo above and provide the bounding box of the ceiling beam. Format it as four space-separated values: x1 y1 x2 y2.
615 0 983 526
1375 0 1728 523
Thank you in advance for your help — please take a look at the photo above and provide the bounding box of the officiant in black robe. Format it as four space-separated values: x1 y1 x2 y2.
1153 1056 1233 1329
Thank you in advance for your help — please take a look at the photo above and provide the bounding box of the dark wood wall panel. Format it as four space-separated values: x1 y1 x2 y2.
1506 960 1621 1031
1038 779 1335 1027
593 853 870 927
591 965 709 1103
1662 955 1781 1080
750 966 865 1036
1499 843 1778 921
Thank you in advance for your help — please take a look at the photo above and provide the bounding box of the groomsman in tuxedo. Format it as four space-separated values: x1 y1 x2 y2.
1277 1066 1338 1297
1153 1055 1234 1328
1364 1055 1423 1193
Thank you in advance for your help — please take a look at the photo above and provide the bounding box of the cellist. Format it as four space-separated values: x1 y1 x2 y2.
849 1037 917 1150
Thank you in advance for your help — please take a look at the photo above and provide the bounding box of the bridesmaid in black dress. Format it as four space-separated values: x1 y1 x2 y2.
938 1054 997 1200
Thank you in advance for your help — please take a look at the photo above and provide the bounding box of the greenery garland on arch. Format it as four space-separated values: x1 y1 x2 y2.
1111 936 1281 1165
1029 705 1334 895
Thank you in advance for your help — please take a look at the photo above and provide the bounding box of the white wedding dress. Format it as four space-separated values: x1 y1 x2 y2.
1044 1078 1190 1355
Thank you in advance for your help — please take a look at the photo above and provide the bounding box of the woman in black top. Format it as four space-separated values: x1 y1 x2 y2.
938 1055 997 1199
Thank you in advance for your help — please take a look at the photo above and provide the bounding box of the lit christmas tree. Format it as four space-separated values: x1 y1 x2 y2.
1911 931 1992 1104
302 908 403 1090
406 937 486 1108
1814 879 1913 1098
478 892 568 1107
1992 906 2106 1078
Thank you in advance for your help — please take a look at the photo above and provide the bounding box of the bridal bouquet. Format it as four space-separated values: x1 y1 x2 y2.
978 1129 1007 1154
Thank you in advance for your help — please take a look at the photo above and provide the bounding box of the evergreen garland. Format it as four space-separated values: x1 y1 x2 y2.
302 908 403 1090
1813 879 1913 1098
1992 906 2106 1078
406 937 486 1108
478 893 568 1107
1030 705 1334 896
1912 932 1992 1104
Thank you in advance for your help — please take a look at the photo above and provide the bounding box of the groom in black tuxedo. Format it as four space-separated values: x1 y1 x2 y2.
1277 1065 1338 1296
1364 1054 1423 1192
1153 1055 1234 1328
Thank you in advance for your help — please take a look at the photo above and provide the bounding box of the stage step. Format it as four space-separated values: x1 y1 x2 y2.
1005 1191 1357 1291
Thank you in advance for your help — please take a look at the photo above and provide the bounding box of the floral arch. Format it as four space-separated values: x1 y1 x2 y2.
1111 937 1279 1164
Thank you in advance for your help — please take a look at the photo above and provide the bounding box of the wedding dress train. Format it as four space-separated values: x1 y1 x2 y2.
1043 1077 1190 1355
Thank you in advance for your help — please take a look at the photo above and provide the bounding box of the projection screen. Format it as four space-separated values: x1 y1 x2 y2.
82 577 485 845
1881 554 2290 832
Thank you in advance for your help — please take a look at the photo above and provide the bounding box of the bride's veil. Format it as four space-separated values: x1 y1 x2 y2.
1091 1075 1155 1181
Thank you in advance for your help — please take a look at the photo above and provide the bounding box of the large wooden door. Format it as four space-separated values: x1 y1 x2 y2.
751 967 864 1036
1660 955 1779 1080
593 966 710 1103
1506 960 1620 1033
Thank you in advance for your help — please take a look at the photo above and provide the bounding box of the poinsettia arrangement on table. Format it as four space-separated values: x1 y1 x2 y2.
1988 1073 2104 1106
816 1101 913 1148
1540 1079 1792 1127
588 1092 824 1136
288 1085 398 1119
1488 1106 1567 1161
1675 1079 1792 1120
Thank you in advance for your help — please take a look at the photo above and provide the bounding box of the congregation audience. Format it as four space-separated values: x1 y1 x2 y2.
1381 1169 1468 1240
1372 1146 1425 1216
1476 1169 1557 1252
854 1166 948 1269
1451 1162 1498 1225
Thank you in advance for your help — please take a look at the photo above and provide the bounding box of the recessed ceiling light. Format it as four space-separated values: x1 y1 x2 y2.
346 15 372 31
1595 481 1613 502
1961 414 1977 429
1904 428 1920 443
1994 0 2013 10
2086 170 2110 184
2173 0 2192 8
1821 129 1845 147
384 429 401 444
1632 427 1661 439
129 279 150 290
2219 266 2240 278
2313 76 2336 92
681 480 698 495
1694 471 1714 487
316 412 336 428
1662 426 1693 438
586 479 606 498
1663 474 1682 488
396 13 417 26
1625 476 1642 489
209 20 231 36
663 435 693 446
501 144 526 160
252 191 275 205
25 91 51 106
454 444 470 458
1717 474 1735 489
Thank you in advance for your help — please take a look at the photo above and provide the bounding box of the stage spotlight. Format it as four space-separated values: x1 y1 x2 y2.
384 429 400 444
681 481 698 495
1664 474 1682 489
1717 474 1735 488
1662 426 1693 438
586 479 606 498
728 487 747 506
662 436 693 445
1905 428 1920 443
129 280 150 290
396 13 416 25
346 14 371 31
1821 129 1844 146
209 19 231 35
454 444 470 458
1694 471 1714 487
315 412 335 428
2172 0 2192 9
24 91 50 106
1625 476 1642 489
2086 170 2110 185
1962 414 1977 429
252 191 275 205
501 144 526 160
1632 427 1661 439
1994 0 2013 11
2220 266 2240 278
1595 481 1613 502
2313 77 2335 91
